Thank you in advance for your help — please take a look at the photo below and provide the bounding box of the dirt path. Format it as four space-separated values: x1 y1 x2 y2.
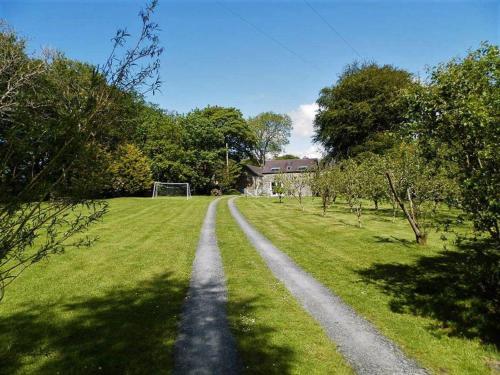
228 197 427 375
174 198 239 374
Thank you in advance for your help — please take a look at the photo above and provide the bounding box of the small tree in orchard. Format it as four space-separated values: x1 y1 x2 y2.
384 144 450 245
273 172 287 203
311 165 342 216
358 153 388 211
339 159 366 227
282 173 309 211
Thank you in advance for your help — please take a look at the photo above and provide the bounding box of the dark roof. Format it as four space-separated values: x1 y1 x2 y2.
243 164 263 177
262 158 317 174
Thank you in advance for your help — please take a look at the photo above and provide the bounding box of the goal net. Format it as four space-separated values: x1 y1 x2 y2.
152 182 191 199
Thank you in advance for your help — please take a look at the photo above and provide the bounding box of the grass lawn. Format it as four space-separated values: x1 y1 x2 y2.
0 197 212 374
216 198 353 374
235 197 499 375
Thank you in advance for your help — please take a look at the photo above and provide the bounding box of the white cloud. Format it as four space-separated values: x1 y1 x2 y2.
288 103 319 137
296 144 324 159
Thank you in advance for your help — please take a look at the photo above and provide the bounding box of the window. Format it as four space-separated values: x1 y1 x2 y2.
270 167 280 172
286 166 292 171
297 166 308 171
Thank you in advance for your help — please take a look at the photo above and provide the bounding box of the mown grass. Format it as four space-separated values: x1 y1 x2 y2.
216 198 353 374
0 197 212 374
235 197 500 375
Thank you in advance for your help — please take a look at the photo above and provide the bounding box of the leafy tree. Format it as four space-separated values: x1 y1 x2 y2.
108 144 152 196
314 62 413 159
214 159 241 193
248 112 292 166
356 153 388 210
384 144 451 245
281 173 309 211
338 159 365 227
405 43 500 240
274 154 300 160
310 164 341 216
0 1 163 300
273 172 287 203
198 106 255 161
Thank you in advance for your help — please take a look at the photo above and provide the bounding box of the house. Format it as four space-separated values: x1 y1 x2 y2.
242 158 318 196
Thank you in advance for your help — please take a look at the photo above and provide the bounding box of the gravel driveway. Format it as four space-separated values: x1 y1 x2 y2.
174 198 239 374
228 197 427 375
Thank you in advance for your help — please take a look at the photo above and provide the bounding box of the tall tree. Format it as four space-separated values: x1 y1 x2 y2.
314 62 413 159
248 112 292 166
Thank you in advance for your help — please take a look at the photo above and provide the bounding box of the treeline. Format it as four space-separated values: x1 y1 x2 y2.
0 9 294 298
309 44 499 245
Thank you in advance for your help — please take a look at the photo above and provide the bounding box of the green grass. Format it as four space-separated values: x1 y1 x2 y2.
216 198 353 374
235 197 499 375
0 197 212 374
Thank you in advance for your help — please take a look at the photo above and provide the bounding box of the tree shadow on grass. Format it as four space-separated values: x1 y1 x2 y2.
357 239 500 347
0 272 188 374
227 295 295 374
0 273 297 374
373 235 413 248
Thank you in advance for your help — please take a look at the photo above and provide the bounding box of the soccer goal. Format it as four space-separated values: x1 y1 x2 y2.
152 182 191 199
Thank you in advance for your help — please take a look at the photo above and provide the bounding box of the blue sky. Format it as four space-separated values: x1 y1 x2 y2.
1 0 498 157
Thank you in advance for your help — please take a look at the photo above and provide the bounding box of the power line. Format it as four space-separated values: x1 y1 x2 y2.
303 0 363 60
217 1 321 71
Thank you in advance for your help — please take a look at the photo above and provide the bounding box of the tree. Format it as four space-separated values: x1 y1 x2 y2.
338 159 365 227
282 173 310 211
249 112 292 166
0 1 163 300
198 106 255 162
310 164 341 216
384 144 451 245
273 172 287 203
405 43 499 240
356 153 387 210
314 62 413 159
274 154 300 160
214 159 241 193
108 144 152 196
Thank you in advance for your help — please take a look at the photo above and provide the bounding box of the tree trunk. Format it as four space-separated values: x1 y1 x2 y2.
385 172 427 245
374 199 379 211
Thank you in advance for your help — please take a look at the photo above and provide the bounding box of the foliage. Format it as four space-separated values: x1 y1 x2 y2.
338 159 365 227
405 43 500 240
135 105 254 194
274 154 300 160
314 62 413 159
214 159 241 193
384 144 453 244
0 1 163 300
355 153 388 210
248 112 292 166
108 144 153 196
280 173 310 211
310 165 342 216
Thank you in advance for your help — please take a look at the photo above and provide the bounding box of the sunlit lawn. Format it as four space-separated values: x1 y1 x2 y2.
0 197 211 374
235 197 499 375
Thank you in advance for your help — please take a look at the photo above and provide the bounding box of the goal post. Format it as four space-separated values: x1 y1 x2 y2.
152 182 191 199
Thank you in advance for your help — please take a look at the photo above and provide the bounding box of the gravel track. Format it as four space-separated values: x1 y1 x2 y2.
174 198 239 374
228 197 427 375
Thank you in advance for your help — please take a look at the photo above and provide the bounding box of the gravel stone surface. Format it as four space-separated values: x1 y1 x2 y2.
174 198 239 374
228 197 428 375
